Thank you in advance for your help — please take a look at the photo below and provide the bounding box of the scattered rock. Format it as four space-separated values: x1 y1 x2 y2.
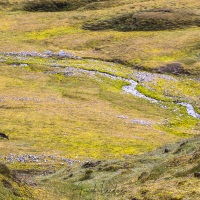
43 50 53 56
180 141 188 147
130 119 153 126
2 153 81 165
194 172 200 178
134 71 177 82
164 148 170 153
12 63 29 67
117 115 129 119
58 50 72 58
0 51 81 59
82 161 101 168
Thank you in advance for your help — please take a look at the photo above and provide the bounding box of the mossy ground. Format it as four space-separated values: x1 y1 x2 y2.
30 136 200 200
1 57 193 159
0 54 199 198
0 0 200 199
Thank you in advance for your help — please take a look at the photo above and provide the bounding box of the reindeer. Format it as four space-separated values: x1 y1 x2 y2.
0 133 9 140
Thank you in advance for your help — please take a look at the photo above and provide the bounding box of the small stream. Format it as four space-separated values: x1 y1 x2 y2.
95 71 159 103
0 50 199 120
65 67 200 120
122 78 200 119
179 103 200 119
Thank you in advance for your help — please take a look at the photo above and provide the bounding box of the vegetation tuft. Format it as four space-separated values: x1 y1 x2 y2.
36 136 200 199
83 9 200 31
22 0 110 12
0 163 11 177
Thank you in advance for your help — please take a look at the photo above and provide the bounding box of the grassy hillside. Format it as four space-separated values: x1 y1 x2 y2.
0 163 33 199
0 0 199 74
0 0 199 199
0 52 199 199
38 136 200 200
1 56 196 159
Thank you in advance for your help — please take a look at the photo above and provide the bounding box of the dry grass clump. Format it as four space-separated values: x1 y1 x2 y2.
22 0 73 12
21 0 111 12
83 9 200 31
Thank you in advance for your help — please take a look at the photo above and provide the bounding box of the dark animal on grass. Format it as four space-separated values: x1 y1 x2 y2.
0 133 9 140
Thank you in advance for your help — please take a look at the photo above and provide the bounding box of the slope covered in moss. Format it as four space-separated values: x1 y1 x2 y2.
0 0 199 199
33 136 200 200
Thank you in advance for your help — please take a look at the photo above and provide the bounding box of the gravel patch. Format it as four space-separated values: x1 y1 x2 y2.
0 50 81 59
134 71 177 82
129 119 154 126
1 153 81 166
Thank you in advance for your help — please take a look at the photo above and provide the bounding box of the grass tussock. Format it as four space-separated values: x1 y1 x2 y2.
22 0 110 12
0 163 33 199
83 9 200 31
36 136 200 200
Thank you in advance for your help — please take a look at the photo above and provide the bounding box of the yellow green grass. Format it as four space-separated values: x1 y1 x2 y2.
0 0 199 199
0 53 199 160
0 61 184 159
0 0 199 74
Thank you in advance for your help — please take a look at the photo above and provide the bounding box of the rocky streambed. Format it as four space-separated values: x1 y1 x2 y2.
64 67 200 120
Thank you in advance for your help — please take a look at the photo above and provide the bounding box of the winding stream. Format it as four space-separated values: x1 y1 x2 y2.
65 67 200 120
0 51 199 120
179 103 200 119
95 71 159 103
122 78 200 119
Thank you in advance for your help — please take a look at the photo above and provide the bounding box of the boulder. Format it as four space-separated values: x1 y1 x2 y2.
58 50 73 58
44 50 53 56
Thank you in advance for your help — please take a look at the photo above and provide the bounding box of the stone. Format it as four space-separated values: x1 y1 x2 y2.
194 172 200 178
164 148 170 153
58 50 69 57
44 50 53 56
82 161 101 168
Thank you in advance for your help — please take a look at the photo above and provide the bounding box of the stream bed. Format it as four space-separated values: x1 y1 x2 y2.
0 51 199 120
65 67 200 120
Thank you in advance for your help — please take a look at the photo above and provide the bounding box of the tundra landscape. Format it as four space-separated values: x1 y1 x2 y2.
0 0 200 199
